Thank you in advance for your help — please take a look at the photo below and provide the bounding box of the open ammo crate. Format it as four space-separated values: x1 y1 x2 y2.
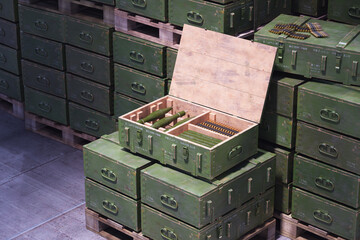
118 25 277 180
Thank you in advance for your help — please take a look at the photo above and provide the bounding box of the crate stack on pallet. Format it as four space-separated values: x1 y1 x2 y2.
84 25 279 240
255 12 360 240
17 0 119 146
0 0 24 119
259 73 305 215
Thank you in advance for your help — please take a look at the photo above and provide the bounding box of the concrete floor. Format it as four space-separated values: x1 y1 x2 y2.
0 110 103 240
0 109 290 240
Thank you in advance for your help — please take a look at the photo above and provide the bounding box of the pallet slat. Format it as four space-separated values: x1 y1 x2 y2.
85 208 276 240
0 93 24 120
275 212 345 240
25 112 97 150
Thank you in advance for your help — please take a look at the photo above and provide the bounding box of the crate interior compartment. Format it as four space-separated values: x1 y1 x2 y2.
122 95 255 148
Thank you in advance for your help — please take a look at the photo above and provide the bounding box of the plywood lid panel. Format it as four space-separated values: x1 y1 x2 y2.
170 25 277 123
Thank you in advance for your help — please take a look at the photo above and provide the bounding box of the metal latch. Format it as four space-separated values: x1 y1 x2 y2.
277 41 285 62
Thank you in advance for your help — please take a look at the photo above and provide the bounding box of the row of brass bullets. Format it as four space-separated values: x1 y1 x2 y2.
197 120 239 137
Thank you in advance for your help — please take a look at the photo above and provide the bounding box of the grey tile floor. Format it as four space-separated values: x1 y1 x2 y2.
0 110 290 240
0 110 103 240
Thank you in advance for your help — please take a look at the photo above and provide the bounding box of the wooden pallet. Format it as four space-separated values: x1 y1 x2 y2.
0 93 24 120
115 9 182 49
275 212 345 240
25 112 97 150
19 0 114 26
85 208 149 240
86 207 276 240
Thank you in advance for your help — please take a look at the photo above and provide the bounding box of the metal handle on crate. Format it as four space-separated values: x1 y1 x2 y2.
0 3 2 10
80 61 94 73
85 119 99 131
319 108 340 123
313 210 333 224
187 11 204 25
131 82 146 95
80 90 94 102
101 168 117 182
129 51 144 63
0 28 5 37
318 143 338 158
131 0 147 8
0 53 6 63
315 177 335 192
35 47 48 57
36 75 50 87
160 227 177 240
34 20 48 31
228 145 242 160
160 194 178 209
348 7 360 19
38 101 52 113
79 32 93 44
0 79 8 89
102 200 118 214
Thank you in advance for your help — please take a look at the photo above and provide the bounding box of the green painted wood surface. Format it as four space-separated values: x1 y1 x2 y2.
114 64 168 103
69 102 116 137
260 111 295 149
0 43 20 75
255 0 292 27
141 150 275 228
114 92 146 117
84 138 152 199
264 75 304 118
296 121 360 175
275 182 292 214
142 188 274 240
0 19 19 49
292 0 327 17
21 32 65 71
166 47 177 79
66 45 113 86
254 14 360 86
260 141 294 184
113 32 166 77
22 60 66 98
119 114 258 180
292 187 360 240
85 178 141 232
169 0 254 36
19 5 65 42
65 16 114 56
297 81 360 139
101 131 120 145
24 86 68 125
0 69 22 101
116 0 167 21
0 0 18 22
328 0 360 25
294 154 360 209
67 73 113 115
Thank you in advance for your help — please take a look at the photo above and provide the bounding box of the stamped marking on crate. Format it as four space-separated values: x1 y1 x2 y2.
25 112 97 150
0 93 24 120
115 9 182 49
275 212 346 240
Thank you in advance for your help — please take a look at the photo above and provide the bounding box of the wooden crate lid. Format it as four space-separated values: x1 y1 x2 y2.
170 25 277 123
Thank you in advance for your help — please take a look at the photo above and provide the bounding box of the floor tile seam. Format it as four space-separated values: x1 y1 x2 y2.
8 202 86 240
0 148 79 187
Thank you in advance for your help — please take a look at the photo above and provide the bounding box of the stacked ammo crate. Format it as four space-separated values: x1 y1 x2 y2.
255 13 360 240
259 73 305 215
84 25 279 240
0 0 24 119
292 0 328 18
18 0 117 141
